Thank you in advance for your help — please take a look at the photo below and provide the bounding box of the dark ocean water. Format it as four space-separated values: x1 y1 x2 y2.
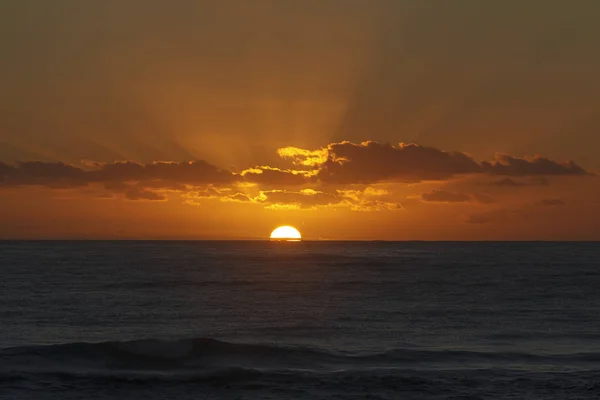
1 241 600 399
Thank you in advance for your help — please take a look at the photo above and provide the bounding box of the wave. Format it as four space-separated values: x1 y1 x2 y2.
3 337 600 377
0 338 336 375
1 337 331 362
4 338 600 400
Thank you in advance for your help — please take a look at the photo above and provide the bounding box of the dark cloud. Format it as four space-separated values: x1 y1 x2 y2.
481 155 589 177
489 177 552 187
93 160 236 185
138 180 188 191
102 181 168 202
420 190 495 204
489 177 527 187
0 160 237 200
0 141 592 204
183 187 254 204
123 188 167 202
421 190 472 203
0 160 236 188
280 141 591 185
316 141 481 183
186 186 227 199
0 161 87 188
351 200 404 212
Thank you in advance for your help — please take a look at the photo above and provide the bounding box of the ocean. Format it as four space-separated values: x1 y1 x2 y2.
1 241 599 399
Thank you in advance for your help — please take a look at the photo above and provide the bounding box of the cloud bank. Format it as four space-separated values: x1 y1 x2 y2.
0 141 592 209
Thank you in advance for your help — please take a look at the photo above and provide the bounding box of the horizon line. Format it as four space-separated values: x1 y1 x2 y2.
1 239 599 243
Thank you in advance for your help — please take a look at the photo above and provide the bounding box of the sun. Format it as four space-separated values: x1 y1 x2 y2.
270 226 302 241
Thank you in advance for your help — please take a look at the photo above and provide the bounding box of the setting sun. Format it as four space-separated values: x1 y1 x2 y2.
270 226 302 240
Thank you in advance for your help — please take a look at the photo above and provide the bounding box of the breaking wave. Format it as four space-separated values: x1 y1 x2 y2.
3 338 600 399
3 337 600 376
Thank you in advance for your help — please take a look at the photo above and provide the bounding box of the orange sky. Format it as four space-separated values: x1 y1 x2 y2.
1 1 599 240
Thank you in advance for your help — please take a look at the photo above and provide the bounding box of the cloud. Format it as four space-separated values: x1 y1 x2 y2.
240 166 312 186
102 181 169 202
315 141 481 183
489 177 550 187
421 190 471 203
183 185 402 212
464 209 518 224
257 187 402 211
472 193 496 204
123 188 167 201
420 190 495 204
273 141 591 185
0 161 88 188
182 187 255 205
0 160 236 188
348 199 404 212
223 192 255 203
489 177 526 187
0 160 237 201
534 198 566 206
277 147 328 167
464 198 567 224
184 187 337 209
96 160 236 185
481 154 590 177
260 189 341 208
0 141 592 206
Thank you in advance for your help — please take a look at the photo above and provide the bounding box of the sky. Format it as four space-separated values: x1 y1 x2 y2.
1 0 599 240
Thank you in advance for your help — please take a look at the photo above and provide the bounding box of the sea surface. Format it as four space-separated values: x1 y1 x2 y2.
1 241 600 399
